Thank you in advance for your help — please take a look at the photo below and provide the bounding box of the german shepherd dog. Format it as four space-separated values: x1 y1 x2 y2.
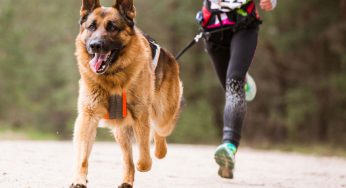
71 0 183 187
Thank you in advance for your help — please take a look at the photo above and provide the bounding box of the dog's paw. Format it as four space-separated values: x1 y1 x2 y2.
118 183 133 188
154 134 167 159
155 146 167 159
136 158 152 172
70 184 87 188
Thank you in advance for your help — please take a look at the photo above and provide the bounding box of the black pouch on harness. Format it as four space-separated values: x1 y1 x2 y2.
231 8 262 31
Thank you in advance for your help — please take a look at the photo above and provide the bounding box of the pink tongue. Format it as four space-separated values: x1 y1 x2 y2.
89 53 107 72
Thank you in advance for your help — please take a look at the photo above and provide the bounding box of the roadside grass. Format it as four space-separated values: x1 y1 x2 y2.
0 127 114 141
248 142 346 158
0 129 58 140
1 128 345 158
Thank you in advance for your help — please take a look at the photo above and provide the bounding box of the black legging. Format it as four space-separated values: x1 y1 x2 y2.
205 26 258 147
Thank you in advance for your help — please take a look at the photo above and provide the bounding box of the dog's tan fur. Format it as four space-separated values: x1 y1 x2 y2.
71 0 182 187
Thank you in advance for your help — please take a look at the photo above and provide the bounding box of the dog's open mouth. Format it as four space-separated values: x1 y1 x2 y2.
89 50 117 74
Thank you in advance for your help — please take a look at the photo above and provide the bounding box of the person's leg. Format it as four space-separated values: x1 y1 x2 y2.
204 31 233 89
224 26 258 147
215 27 259 179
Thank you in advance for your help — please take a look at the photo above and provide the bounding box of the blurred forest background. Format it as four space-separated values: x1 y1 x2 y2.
0 0 345 151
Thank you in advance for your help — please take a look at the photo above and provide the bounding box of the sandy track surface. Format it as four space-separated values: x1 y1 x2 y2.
0 141 345 188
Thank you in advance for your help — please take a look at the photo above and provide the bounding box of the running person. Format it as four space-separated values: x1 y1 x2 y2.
196 0 277 178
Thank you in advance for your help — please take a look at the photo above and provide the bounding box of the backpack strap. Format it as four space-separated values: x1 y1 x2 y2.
143 33 161 70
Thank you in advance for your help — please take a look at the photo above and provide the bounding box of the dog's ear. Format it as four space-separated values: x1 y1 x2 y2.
81 0 101 13
114 0 136 27
80 0 101 24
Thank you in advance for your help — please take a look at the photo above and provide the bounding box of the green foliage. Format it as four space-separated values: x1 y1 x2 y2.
169 99 219 144
285 87 317 140
248 0 346 145
0 0 80 138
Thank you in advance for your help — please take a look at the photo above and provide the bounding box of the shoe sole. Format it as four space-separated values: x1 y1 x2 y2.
214 147 234 179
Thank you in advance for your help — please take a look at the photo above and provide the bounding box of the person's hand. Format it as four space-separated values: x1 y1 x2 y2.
260 0 275 11
219 0 247 12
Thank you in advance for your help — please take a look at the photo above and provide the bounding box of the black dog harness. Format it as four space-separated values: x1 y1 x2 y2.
144 33 161 69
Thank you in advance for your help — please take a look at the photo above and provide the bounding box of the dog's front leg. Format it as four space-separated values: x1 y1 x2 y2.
114 126 135 188
133 117 152 172
71 114 98 188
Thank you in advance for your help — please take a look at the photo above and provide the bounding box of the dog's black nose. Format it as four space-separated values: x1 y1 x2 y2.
89 40 103 53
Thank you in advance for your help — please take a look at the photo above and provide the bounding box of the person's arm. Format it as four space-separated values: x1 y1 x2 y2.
260 0 277 11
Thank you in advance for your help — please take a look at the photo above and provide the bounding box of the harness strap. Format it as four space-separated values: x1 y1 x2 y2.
143 33 161 70
122 89 127 118
149 42 161 70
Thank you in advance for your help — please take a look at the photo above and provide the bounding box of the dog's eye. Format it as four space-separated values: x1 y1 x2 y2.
106 22 119 32
87 22 97 32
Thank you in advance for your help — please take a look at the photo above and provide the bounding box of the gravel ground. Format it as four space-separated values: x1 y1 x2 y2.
0 141 345 188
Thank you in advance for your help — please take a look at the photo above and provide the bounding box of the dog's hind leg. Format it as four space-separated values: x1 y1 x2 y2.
154 132 167 159
114 126 135 187
152 117 178 159
133 117 152 172
71 114 98 187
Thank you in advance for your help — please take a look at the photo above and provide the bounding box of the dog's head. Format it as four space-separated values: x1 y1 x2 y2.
78 0 136 74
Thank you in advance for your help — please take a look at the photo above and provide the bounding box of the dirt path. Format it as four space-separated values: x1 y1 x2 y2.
0 141 345 188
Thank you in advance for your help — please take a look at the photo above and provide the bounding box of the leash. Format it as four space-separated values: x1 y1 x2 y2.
175 26 233 60
175 32 203 60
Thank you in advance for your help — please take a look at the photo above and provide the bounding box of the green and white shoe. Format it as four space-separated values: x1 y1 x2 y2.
245 73 257 102
214 143 237 179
